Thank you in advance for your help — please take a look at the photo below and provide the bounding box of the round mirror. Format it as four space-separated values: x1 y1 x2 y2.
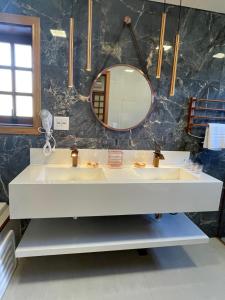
90 65 153 131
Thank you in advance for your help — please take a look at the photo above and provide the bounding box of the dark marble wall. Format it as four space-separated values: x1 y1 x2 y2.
0 0 225 237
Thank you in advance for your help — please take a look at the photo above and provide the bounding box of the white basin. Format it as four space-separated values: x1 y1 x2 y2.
36 167 106 182
133 168 198 181
35 167 199 183
103 168 137 181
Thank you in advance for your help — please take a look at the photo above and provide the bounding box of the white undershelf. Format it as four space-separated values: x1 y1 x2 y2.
16 214 208 258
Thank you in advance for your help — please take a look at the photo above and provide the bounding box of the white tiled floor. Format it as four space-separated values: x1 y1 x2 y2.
3 239 225 300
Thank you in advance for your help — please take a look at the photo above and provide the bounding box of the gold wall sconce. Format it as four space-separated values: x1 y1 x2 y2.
170 0 182 96
156 1 167 79
86 0 93 72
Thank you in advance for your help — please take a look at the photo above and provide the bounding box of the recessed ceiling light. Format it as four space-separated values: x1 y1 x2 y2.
124 69 134 73
213 53 225 59
156 45 172 51
50 29 67 38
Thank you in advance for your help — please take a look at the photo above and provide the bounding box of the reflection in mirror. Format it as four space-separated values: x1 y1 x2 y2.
91 65 153 131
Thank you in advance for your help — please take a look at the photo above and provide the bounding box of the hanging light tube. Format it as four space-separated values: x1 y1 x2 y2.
68 16 74 88
68 0 75 88
86 0 93 72
156 1 167 79
170 0 182 96
170 33 180 96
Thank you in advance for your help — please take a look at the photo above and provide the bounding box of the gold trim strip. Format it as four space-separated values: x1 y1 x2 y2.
86 0 93 72
170 33 180 96
68 17 74 88
156 12 167 79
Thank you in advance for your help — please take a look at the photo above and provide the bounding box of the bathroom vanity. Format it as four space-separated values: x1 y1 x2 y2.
9 149 223 258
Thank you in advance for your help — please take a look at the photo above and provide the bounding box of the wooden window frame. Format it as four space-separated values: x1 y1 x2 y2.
0 13 41 135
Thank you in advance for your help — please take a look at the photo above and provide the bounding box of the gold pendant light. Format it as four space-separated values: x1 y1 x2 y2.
86 0 93 72
68 17 74 88
170 0 182 96
68 0 74 88
156 1 167 79
170 33 180 96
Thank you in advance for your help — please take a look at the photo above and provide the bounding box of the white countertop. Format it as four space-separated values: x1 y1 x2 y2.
9 149 223 219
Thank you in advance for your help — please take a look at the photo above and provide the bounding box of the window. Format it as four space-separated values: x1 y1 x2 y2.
0 13 40 134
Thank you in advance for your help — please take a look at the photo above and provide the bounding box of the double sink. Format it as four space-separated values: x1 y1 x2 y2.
36 166 198 182
9 163 222 219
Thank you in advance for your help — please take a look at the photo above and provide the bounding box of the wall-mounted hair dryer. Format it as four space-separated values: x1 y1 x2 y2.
40 109 53 136
39 109 56 156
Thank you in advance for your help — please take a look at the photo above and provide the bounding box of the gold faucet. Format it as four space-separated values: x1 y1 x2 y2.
71 145 79 167
153 144 165 168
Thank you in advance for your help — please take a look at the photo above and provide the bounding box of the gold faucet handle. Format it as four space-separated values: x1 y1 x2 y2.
154 151 165 160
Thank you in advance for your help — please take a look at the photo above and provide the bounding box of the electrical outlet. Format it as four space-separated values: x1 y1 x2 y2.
54 116 69 130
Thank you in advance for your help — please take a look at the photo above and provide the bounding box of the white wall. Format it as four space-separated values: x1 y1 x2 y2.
152 0 225 14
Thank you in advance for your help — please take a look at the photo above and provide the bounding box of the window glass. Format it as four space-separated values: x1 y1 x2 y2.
0 94 13 116
15 44 32 68
0 42 11 66
0 69 12 92
0 15 40 134
16 95 33 117
15 70 32 93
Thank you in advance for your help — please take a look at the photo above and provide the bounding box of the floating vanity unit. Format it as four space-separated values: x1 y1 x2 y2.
9 149 223 258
